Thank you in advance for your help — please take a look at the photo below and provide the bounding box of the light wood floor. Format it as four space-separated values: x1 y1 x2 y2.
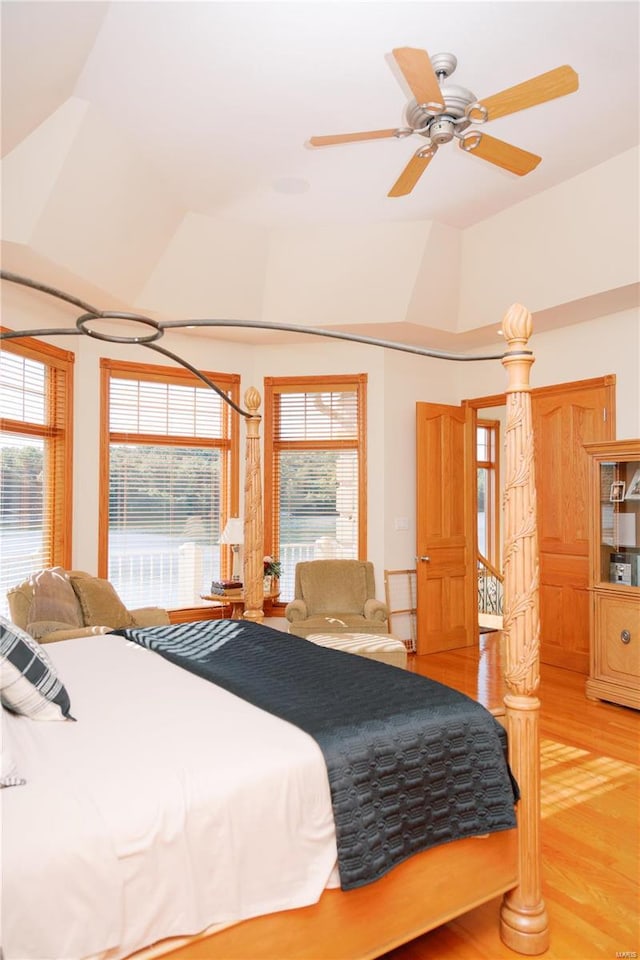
382 634 640 960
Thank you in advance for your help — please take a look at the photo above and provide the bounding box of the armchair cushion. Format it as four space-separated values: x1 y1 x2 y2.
303 563 368 615
68 574 136 630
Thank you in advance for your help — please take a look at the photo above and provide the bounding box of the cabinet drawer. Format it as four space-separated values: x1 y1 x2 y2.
593 593 640 684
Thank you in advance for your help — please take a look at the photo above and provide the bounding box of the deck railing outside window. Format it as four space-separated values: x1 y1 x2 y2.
108 538 347 609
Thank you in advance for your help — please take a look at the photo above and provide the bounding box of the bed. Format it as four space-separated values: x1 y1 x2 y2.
0 299 546 959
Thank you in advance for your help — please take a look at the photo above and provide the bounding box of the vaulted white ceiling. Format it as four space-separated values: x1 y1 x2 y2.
2 1 639 348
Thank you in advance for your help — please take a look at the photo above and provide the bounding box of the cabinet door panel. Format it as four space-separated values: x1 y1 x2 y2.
594 594 640 684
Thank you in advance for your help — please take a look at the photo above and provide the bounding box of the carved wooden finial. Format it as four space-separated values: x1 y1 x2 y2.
244 386 262 416
502 303 533 351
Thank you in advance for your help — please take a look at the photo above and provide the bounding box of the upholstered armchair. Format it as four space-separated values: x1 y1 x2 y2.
285 560 389 638
7 567 169 644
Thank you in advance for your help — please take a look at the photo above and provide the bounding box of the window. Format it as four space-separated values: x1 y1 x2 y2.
0 333 73 614
100 359 239 609
264 375 367 602
477 419 500 566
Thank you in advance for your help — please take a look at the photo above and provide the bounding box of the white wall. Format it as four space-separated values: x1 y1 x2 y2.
458 148 640 330
382 350 459 575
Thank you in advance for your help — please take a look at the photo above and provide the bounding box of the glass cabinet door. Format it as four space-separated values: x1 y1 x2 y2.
598 459 640 587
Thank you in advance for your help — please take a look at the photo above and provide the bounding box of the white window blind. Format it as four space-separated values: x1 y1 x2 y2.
278 391 359 441
0 353 46 423
104 365 238 610
109 379 223 438
0 341 73 614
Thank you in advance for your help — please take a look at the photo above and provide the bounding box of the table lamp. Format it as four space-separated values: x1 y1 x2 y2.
219 517 244 580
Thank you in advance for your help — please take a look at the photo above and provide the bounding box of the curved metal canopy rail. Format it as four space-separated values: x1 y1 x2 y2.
0 270 516 418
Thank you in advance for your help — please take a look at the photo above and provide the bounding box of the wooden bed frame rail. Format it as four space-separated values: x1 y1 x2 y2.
133 303 547 960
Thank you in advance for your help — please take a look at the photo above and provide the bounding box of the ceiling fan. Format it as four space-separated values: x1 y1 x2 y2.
309 48 579 197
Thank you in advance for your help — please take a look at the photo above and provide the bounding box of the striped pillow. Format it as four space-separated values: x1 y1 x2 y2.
0 617 74 721
1 717 26 788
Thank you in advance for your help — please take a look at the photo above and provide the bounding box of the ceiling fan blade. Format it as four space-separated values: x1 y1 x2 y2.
309 129 400 147
470 65 578 122
461 133 541 176
392 47 445 110
388 147 437 197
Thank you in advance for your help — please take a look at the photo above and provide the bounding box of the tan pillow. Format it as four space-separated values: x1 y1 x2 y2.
303 562 368 615
28 567 83 628
68 576 136 629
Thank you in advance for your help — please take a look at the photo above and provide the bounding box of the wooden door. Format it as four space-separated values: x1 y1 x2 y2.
532 377 615 672
415 402 476 654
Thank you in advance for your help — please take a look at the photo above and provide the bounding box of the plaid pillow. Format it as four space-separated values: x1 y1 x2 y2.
0 616 74 721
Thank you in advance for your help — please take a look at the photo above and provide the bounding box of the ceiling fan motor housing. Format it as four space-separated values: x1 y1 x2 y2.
407 82 476 141
428 117 455 144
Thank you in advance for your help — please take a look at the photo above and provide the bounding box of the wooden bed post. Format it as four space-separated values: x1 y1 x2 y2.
499 304 549 954
242 387 264 623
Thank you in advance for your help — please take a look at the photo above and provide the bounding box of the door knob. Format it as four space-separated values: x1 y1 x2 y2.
418 556 431 562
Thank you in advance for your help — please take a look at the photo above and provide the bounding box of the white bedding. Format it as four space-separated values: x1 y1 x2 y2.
1 633 339 960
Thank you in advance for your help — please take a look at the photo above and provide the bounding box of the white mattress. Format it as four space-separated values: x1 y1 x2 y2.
1 633 339 960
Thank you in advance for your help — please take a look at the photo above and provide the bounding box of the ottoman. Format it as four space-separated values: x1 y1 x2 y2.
306 632 408 669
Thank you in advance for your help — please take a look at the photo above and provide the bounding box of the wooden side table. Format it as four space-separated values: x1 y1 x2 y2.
201 588 280 619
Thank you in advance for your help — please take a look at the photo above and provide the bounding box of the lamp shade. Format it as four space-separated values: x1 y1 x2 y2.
219 517 244 545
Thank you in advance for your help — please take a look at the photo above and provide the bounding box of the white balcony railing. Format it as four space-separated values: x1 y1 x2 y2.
110 537 353 610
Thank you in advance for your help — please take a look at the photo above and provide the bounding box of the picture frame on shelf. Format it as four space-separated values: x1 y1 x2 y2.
624 468 640 500
610 481 626 502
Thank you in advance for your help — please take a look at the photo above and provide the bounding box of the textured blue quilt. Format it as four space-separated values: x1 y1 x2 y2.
114 619 518 890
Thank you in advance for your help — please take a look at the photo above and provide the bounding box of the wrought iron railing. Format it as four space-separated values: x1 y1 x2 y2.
477 552 503 617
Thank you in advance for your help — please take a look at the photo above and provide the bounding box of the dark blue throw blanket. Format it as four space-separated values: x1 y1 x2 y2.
113 619 518 890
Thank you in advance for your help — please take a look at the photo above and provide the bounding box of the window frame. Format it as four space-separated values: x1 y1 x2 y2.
0 329 74 577
99 358 240 601
263 374 368 586
476 418 500 567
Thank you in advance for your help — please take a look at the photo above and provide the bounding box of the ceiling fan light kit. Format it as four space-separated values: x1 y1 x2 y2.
309 47 579 196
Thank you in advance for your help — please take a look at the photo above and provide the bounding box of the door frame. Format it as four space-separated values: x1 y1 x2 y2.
462 374 616 672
